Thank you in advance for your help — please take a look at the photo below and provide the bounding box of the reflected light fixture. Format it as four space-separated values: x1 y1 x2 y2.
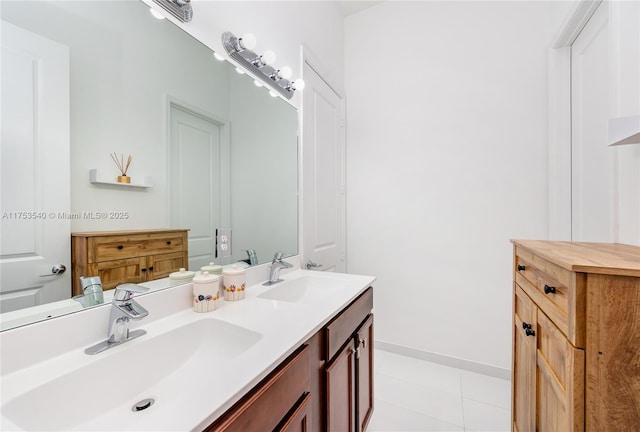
221 31 305 100
149 8 165 19
151 0 192 23
213 52 225 61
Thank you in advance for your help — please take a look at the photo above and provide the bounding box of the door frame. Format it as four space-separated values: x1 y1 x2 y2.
299 47 347 272
165 96 231 251
548 0 602 240
548 0 632 242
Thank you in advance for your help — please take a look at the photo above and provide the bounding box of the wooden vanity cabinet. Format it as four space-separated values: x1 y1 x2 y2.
206 286 375 432
207 345 311 432
511 240 640 432
325 287 374 432
71 229 188 295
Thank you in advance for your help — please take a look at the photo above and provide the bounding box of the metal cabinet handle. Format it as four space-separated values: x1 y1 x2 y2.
517 265 526 271
39 264 66 277
148 266 154 271
544 285 556 294
166 241 172 245
117 245 124 250
522 322 535 337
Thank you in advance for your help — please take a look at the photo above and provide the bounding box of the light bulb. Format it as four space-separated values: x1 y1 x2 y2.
278 66 292 80
239 33 256 50
269 91 278 98
149 8 165 20
235 67 245 75
260 50 276 66
292 79 306 91
213 52 225 61
254 80 263 87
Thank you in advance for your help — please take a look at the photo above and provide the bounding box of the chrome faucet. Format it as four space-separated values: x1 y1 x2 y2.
85 283 149 355
263 252 294 286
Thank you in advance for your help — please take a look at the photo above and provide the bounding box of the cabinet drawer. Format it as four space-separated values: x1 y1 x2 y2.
325 287 373 361
515 247 585 347
90 257 147 290
208 344 310 432
90 235 184 262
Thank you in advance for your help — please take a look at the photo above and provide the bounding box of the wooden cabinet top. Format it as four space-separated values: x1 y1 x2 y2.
511 240 640 277
72 229 189 237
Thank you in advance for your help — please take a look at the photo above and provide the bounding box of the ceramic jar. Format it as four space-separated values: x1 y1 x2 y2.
192 271 219 312
201 261 224 296
169 268 195 286
222 264 246 301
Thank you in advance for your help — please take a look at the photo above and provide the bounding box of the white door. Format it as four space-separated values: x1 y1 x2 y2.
571 4 611 241
169 103 229 270
302 61 345 272
0 22 71 312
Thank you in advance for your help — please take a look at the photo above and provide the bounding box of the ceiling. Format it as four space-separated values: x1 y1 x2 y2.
334 1 383 17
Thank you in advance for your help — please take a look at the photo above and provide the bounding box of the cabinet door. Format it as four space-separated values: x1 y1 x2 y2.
276 393 312 432
536 310 584 431
326 338 356 432
513 285 537 432
147 251 185 280
356 315 374 432
93 257 147 290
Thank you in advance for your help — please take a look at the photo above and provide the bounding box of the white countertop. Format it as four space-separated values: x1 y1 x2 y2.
0 269 375 431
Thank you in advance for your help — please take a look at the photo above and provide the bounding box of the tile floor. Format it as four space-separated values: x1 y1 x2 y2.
367 349 511 432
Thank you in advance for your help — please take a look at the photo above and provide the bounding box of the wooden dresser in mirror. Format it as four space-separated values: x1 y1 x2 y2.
71 229 189 296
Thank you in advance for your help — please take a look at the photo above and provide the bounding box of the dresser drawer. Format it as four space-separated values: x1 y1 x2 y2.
90 235 184 262
515 247 585 347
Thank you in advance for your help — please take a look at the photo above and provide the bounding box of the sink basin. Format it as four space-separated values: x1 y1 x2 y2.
258 276 346 304
2 318 261 430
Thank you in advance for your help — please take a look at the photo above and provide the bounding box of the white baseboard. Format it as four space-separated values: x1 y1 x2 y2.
375 340 511 381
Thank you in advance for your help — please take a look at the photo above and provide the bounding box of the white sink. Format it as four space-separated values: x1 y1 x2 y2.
258 276 347 304
2 318 261 431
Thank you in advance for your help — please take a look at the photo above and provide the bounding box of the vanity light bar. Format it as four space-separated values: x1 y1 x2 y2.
151 0 192 23
221 31 296 100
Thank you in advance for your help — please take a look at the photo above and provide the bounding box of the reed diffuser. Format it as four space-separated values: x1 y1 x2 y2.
110 153 133 183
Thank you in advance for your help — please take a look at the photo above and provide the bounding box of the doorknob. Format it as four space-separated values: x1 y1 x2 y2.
306 260 322 270
39 264 66 277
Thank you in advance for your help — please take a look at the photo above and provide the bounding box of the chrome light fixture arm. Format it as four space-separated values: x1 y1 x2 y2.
221 31 299 100
151 0 193 23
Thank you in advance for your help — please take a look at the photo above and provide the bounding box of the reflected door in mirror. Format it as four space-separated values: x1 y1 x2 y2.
0 22 71 312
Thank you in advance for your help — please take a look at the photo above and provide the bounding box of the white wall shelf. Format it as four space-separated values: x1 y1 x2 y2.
89 169 153 188
608 115 640 146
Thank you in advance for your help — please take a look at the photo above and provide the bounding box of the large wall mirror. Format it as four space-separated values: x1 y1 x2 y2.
0 0 298 330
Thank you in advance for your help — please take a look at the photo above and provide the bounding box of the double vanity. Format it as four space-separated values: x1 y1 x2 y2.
0 267 375 431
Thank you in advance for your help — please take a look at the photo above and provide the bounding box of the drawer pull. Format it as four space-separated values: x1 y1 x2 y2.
544 285 556 294
517 265 526 271
525 328 536 337
522 322 532 330
117 245 124 250
166 241 172 245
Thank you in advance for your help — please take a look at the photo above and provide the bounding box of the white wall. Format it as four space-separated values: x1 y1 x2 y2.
345 1 573 370
610 1 640 245
150 0 347 107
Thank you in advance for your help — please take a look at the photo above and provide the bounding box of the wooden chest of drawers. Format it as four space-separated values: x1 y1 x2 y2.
71 229 189 296
511 240 640 431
